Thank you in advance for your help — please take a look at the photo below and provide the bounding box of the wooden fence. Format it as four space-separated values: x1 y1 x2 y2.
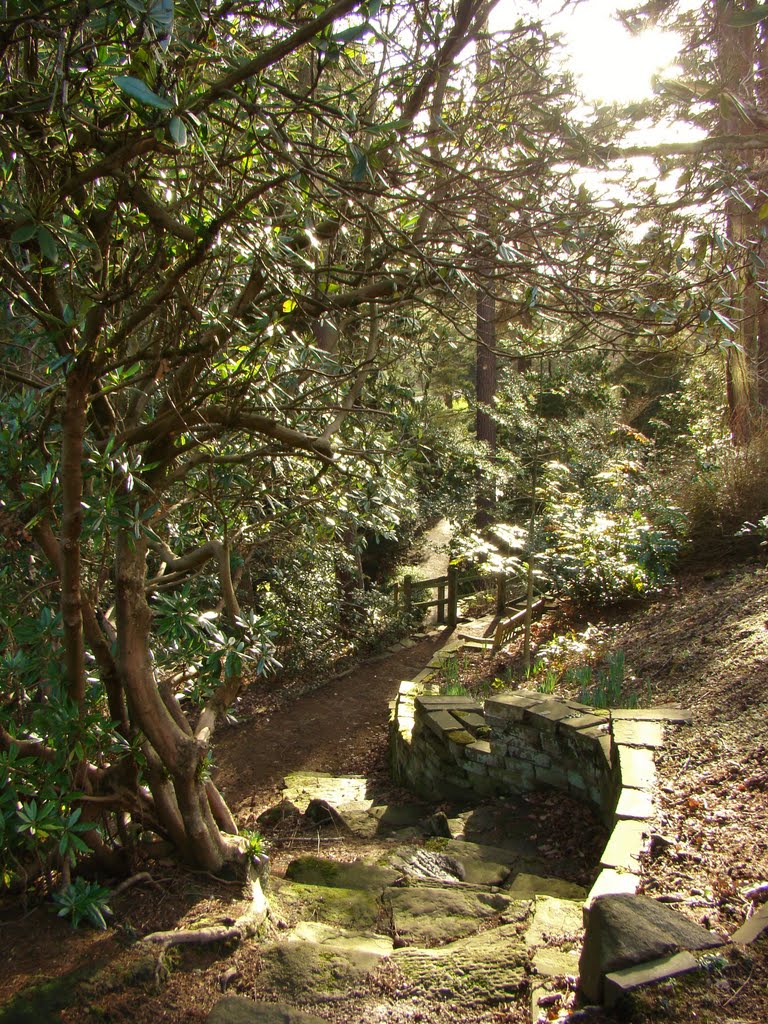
392 566 526 628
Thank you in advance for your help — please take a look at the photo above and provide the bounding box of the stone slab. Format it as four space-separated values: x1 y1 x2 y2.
617 745 656 790
452 710 487 731
415 695 480 709
525 895 583 948
422 709 466 738
506 873 587 901
525 700 577 728
612 720 664 748
386 885 515 946
393 921 529 1005
585 869 640 911
604 951 700 1008
599 820 649 872
439 838 539 886
731 904 768 944
270 879 381 931
610 707 692 725
562 714 610 732
533 946 580 978
578 894 724 1004
614 787 654 821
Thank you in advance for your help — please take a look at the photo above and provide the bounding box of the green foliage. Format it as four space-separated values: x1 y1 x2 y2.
241 829 266 862
530 648 643 709
537 459 682 605
52 878 112 930
572 651 638 710
436 657 469 697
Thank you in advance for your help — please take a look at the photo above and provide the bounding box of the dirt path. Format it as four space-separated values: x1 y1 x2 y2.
213 632 450 824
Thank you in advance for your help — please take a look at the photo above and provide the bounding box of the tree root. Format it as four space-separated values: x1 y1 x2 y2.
141 877 268 948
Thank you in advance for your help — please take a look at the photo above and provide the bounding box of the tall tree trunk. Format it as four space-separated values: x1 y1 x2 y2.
474 26 497 525
60 364 91 705
717 0 767 442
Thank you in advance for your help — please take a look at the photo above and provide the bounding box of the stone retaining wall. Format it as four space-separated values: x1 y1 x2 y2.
390 635 692 914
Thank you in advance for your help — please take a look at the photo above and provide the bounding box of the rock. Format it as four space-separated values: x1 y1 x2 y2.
302 798 347 830
284 856 399 890
256 925 389 1000
506 872 587 901
578 894 725 1004
387 847 466 883
269 879 381 931
422 810 453 837
385 886 518 946
256 800 303 830
393 920 530 1006
207 996 327 1023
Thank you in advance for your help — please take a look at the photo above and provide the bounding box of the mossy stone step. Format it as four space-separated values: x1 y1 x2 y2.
270 878 383 932
384 885 521 946
284 855 400 890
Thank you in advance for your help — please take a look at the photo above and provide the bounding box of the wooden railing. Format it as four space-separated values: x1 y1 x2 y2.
392 566 526 628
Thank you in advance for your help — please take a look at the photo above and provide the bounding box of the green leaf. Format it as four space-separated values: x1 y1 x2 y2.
333 21 371 43
11 224 38 244
36 227 58 264
711 309 736 332
114 76 173 110
168 115 187 147
729 5 768 26
352 152 369 182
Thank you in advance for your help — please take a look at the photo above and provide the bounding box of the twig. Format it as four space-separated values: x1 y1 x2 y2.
112 872 161 897
722 965 754 1008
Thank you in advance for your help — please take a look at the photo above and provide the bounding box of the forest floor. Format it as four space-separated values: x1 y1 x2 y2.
2 542 768 1023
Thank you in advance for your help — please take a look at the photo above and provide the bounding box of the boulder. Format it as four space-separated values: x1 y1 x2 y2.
578 894 725 1004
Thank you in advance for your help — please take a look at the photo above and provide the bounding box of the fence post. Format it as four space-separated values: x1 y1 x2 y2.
393 581 399 613
495 573 506 615
403 575 413 615
447 564 458 627
437 580 446 624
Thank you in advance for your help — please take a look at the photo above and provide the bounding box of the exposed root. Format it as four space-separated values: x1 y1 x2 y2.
141 877 268 948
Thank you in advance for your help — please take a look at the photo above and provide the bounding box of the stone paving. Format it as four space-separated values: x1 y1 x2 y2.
205 624 759 1024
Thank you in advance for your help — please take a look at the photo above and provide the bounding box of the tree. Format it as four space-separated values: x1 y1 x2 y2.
0 0 501 881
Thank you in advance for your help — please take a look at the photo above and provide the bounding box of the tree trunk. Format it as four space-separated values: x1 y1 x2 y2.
60 365 90 704
114 524 239 872
717 0 768 442
474 27 497 526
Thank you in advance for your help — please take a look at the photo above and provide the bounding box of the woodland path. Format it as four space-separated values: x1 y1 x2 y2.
213 632 450 829
214 519 456 823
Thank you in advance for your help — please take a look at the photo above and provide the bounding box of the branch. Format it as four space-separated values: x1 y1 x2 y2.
121 406 334 460
189 0 363 113
592 133 768 162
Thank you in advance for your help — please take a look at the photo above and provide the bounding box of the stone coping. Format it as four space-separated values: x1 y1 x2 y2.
389 632 693 927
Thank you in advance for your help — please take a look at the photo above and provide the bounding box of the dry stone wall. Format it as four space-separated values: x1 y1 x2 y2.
389 636 692 915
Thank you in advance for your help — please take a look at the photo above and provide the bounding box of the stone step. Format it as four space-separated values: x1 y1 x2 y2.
384 885 526 947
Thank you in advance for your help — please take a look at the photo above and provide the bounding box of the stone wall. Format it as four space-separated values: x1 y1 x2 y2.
390 636 692 913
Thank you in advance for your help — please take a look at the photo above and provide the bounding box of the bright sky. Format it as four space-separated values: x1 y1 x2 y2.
557 1 682 104
493 0 683 105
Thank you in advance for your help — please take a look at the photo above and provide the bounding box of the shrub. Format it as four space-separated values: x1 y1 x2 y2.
682 428 768 538
52 877 112 930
